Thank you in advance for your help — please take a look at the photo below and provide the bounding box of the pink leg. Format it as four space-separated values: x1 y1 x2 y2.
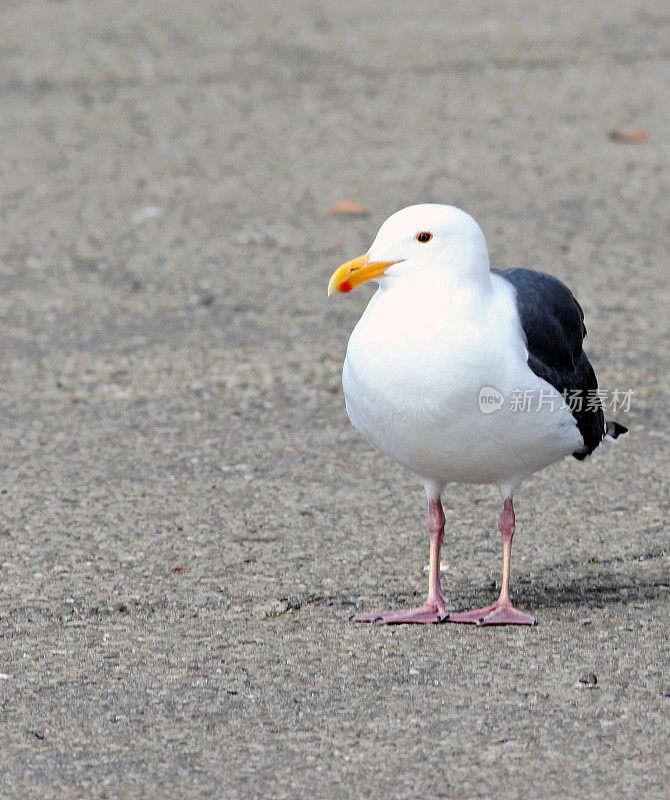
448 498 536 626
353 499 448 624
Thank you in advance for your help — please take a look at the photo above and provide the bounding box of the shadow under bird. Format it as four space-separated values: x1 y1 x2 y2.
327 204 627 625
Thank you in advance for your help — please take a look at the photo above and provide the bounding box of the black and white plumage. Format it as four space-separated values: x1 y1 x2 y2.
328 204 627 625
493 267 618 459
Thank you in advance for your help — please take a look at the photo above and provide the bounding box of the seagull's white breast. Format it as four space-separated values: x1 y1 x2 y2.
342 273 583 496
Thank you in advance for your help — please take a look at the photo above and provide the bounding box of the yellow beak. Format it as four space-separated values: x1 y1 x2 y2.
327 253 401 296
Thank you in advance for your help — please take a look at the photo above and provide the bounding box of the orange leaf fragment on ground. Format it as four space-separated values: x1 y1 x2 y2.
608 129 649 143
326 200 368 216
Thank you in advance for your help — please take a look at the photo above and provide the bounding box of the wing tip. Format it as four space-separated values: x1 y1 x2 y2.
604 420 628 442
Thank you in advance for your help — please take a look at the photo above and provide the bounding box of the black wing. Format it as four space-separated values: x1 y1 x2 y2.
492 267 605 459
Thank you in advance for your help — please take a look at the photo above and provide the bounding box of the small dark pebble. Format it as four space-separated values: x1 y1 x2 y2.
579 672 598 686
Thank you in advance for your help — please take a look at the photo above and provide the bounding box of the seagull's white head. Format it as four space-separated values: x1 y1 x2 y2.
328 204 490 296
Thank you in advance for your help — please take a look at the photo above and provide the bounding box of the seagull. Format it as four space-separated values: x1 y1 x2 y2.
327 204 627 625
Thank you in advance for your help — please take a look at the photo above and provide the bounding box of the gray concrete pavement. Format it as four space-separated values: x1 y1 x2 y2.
0 1 668 798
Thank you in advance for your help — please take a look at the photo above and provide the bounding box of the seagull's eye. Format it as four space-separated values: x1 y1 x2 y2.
416 231 433 243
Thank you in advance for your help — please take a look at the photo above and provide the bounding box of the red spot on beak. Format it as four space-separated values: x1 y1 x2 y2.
339 280 353 293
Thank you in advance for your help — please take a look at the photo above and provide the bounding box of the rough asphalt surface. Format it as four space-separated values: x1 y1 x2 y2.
0 2 668 798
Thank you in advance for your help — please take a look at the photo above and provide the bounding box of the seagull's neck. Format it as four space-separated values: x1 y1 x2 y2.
366 265 494 350
439 237 492 288
382 246 493 299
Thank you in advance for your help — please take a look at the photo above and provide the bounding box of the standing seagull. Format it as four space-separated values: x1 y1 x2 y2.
327 204 627 625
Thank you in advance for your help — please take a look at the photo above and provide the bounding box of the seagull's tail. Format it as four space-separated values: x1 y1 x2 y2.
604 420 628 442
